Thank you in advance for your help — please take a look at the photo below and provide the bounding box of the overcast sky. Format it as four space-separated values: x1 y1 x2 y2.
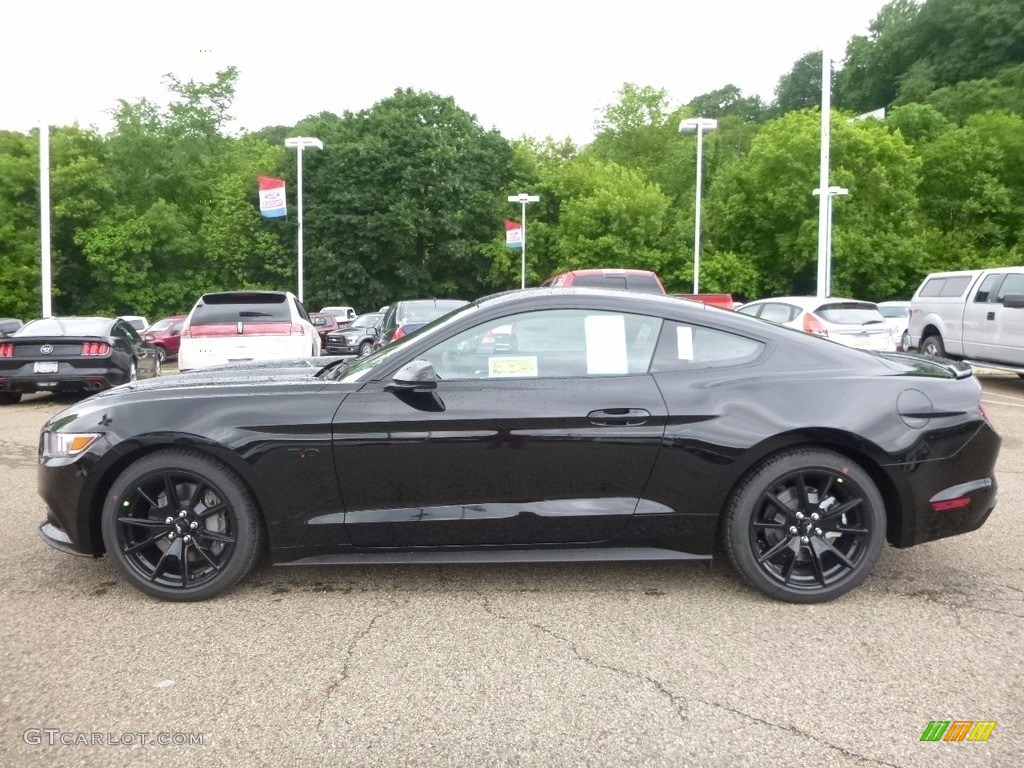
3 0 891 145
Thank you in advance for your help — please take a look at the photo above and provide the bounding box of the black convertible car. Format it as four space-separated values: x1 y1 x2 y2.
36 289 1000 603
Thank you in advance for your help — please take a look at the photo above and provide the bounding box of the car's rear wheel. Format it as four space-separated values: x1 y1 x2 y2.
901 330 910 351
0 392 22 405
155 346 167 364
724 448 885 603
101 450 265 601
127 359 138 382
920 334 945 358
358 341 373 357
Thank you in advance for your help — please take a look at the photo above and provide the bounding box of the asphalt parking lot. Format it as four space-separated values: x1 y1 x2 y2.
1 371 1021 767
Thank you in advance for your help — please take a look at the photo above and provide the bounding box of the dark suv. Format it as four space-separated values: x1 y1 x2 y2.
373 299 469 349
325 312 383 357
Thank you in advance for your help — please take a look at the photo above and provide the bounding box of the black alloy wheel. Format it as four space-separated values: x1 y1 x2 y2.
724 448 885 603
101 450 264 600
0 392 22 405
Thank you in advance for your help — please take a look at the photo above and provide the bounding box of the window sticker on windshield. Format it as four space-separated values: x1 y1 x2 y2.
677 326 695 360
488 356 539 378
585 315 628 374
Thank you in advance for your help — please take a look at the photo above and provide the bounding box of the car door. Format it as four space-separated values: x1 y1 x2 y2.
993 273 1024 364
961 272 1000 358
332 308 668 548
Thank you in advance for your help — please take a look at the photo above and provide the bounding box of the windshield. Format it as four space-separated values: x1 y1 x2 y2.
815 303 885 325
322 303 479 383
349 313 381 329
17 317 113 337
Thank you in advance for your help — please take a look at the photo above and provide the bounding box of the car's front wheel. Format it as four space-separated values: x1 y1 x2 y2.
724 448 886 603
155 346 167 364
101 450 265 601
358 341 373 357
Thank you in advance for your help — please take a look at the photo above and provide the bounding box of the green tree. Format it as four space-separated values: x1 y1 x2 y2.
0 130 41 318
298 89 514 311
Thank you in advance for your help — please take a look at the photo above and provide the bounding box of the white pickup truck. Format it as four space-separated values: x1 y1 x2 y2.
908 267 1024 376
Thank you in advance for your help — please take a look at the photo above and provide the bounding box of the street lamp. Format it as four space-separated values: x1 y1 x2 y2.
507 193 540 289
284 136 324 302
812 186 848 297
679 117 718 294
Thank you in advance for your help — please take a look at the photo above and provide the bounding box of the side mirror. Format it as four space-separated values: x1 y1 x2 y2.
385 360 438 392
1002 293 1024 309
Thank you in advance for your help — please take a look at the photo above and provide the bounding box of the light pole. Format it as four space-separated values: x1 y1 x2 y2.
812 186 848 297
507 193 540 289
679 117 717 294
284 136 324 302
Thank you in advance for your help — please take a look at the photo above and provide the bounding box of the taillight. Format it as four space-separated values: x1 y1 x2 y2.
803 314 828 337
392 327 406 341
81 342 111 356
290 323 306 335
0 343 13 358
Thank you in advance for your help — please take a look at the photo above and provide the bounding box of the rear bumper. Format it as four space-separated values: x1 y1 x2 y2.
0 370 120 394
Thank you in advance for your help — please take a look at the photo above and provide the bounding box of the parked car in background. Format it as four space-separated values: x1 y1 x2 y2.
142 315 187 363
0 316 159 403
319 306 357 326
0 318 24 338
118 315 150 332
877 301 911 351
907 267 1024 374
373 299 469 349
325 312 383 357
737 297 892 351
541 268 666 294
675 294 736 310
178 291 320 372
36 288 1000 603
310 312 340 350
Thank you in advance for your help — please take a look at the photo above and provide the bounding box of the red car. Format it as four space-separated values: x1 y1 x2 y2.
142 315 187 363
310 312 340 351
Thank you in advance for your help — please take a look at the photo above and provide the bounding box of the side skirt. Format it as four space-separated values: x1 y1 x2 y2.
278 547 711 567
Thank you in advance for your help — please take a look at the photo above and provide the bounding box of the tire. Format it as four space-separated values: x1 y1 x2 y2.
900 331 910 352
153 354 161 377
358 340 374 357
0 392 22 405
101 450 265 601
127 359 138 383
155 346 167 364
723 448 886 603
920 334 946 358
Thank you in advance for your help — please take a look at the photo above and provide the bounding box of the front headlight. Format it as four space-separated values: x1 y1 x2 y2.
341 334 357 344
41 432 101 459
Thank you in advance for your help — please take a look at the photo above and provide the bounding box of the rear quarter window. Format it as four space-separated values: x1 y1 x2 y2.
651 322 764 371
919 276 973 298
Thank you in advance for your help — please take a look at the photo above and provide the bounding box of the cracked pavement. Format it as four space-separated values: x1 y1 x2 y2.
1 375 1021 767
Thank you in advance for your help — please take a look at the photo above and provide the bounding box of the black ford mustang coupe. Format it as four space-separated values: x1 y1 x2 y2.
37 289 1000 603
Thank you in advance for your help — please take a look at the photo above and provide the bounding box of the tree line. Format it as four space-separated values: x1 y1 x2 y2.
1 0 1022 322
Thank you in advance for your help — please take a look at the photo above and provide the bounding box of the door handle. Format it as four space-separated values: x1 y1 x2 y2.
987 311 995 320
587 408 651 426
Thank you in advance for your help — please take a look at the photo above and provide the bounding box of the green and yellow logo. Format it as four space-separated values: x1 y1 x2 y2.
920 721 997 742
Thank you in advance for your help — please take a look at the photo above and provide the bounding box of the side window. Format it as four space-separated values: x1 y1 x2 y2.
419 309 663 380
974 274 1002 303
113 321 138 341
919 278 944 298
294 300 312 323
759 303 797 324
996 274 1024 302
650 322 765 372
736 305 762 318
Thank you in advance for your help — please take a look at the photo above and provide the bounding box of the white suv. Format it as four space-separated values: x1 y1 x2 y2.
178 291 320 372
